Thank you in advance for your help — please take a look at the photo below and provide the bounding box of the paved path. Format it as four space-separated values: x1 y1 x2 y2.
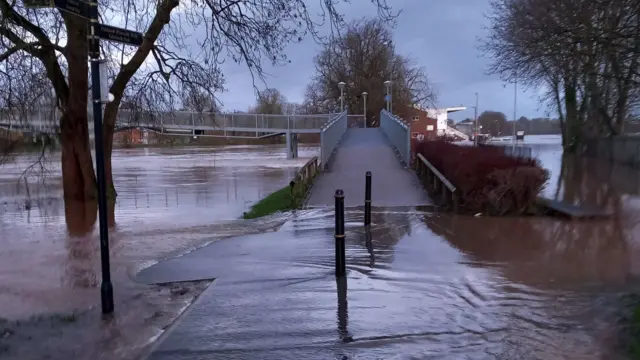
306 128 430 207
139 208 614 359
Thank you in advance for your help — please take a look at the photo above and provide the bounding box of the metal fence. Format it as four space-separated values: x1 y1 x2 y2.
320 111 347 167
0 107 332 133
380 109 411 166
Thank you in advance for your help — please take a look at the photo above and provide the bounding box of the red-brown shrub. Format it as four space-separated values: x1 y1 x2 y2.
415 140 549 215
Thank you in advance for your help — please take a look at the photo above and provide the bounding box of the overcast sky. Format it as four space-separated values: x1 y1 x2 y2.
216 0 549 122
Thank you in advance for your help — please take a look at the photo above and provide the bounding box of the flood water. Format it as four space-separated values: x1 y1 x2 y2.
2 135 640 359
0 144 318 320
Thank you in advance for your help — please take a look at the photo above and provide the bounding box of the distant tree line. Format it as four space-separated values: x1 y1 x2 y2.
459 110 640 137
482 0 640 152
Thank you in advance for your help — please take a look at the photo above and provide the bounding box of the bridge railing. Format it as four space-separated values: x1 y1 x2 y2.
151 111 330 131
2 107 334 133
320 111 347 167
380 109 411 166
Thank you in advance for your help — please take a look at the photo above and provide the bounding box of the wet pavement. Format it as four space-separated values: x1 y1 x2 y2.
306 128 430 207
4 136 640 358
142 208 636 359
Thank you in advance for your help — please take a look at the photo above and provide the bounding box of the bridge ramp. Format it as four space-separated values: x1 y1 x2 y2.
306 128 430 207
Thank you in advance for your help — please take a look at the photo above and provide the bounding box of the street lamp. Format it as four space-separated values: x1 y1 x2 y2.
513 74 517 147
384 80 392 112
338 82 346 112
362 92 368 128
474 92 479 146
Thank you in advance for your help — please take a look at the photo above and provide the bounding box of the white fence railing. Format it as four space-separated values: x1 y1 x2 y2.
320 111 347 167
380 109 411 166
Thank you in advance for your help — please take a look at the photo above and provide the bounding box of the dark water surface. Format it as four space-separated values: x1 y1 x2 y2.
3 137 640 359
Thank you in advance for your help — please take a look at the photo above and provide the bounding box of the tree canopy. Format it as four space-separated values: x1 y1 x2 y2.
303 18 436 126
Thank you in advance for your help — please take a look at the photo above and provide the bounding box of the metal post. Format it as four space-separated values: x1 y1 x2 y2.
474 92 478 146
334 189 346 277
364 171 372 226
384 81 391 112
362 92 368 128
340 90 344 112
89 0 114 315
513 76 517 148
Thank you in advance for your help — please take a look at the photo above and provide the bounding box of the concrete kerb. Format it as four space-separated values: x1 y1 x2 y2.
137 279 219 360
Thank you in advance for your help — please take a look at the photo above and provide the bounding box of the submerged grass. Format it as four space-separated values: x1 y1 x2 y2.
242 186 295 219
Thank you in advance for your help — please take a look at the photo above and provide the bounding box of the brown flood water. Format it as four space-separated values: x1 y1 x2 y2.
2 135 640 359
0 144 317 359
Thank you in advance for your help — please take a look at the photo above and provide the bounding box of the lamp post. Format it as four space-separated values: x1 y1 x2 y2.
384 80 392 112
513 76 517 147
474 92 479 146
338 82 346 112
362 92 368 128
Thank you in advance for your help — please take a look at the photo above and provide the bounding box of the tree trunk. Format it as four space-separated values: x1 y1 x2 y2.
563 82 581 153
60 15 96 200
60 114 97 200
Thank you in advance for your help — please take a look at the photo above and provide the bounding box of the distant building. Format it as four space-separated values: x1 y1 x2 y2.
454 119 475 137
400 106 438 141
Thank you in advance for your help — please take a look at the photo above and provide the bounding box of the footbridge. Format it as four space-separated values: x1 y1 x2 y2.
310 109 430 207
0 108 344 161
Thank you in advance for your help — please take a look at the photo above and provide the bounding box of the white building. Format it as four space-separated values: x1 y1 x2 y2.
421 106 467 136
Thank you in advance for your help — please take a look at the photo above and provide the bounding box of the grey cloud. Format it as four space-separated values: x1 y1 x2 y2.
216 1 547 121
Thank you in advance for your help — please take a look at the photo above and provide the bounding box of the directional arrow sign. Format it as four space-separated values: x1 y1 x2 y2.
96 24 142 46
53 0 90 19
24 0 54 8
96 24 143 46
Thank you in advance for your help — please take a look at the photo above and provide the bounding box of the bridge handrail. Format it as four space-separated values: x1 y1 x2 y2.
380 109 411 166
0 108 336 133
320 110 347 167
416 153 456 192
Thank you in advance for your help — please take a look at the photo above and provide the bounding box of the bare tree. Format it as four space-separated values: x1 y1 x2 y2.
482 0 640 152
0 0 397 202
478 110 508 136
181 89 218 113
250 88 287 114
304 18 436 126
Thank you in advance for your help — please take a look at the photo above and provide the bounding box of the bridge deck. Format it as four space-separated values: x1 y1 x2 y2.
306 128 431 207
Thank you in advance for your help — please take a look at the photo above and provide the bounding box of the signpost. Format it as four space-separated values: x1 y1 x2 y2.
23 0 53 8
96 24 143 46
24 0 143 316
53 0 89 18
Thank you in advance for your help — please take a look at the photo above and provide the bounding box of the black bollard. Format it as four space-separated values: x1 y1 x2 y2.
334 189 346 277
364 171 372 226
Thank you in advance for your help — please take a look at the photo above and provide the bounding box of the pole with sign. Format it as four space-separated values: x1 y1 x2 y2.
88 0 115 315
24 0 143 316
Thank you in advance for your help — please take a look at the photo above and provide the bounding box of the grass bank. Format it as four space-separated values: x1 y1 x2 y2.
242 186 296 219
242 157 320 219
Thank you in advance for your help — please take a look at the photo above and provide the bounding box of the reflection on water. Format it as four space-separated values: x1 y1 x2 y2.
0 144 318 319
152 207 636 358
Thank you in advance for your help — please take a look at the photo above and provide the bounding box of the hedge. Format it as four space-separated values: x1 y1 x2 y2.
415 140 549 215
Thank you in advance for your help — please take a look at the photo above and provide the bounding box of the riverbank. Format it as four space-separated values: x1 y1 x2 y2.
0 145 317 359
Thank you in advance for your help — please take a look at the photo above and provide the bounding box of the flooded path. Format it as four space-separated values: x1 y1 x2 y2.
142 208 637 359
3 136 640 358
